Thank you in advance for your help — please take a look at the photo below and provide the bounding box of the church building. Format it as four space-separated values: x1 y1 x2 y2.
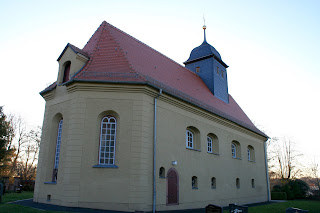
34 21 270 212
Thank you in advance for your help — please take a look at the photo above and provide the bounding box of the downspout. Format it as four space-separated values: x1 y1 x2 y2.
264 139 271 201
153 88 162 213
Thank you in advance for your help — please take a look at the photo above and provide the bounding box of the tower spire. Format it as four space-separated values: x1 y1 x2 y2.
202 15 207 43
203 25 207 43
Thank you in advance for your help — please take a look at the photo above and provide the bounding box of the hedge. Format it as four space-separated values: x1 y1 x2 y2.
271 192 287 200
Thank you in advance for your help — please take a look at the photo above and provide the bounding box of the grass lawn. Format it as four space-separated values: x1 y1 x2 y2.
1 192 320 213
0 191 66 213
223 200 320 213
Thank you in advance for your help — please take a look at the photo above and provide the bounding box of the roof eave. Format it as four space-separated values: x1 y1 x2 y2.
184 54 229 68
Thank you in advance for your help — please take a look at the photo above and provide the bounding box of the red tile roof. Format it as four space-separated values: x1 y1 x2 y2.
42 21 267 138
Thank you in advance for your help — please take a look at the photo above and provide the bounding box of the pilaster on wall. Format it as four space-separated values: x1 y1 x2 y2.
34 104 50 201
61 97 86 204
128 96 154 211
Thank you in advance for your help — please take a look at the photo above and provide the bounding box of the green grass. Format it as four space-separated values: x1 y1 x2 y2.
223 200 320 213
0 191 66 213
1 192 320 213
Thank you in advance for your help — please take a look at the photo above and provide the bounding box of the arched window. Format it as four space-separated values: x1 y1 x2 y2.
231 143 236 158
52 119 63 182
231 141 241 159
236 178 240 189
207 136 212 152
247 145 255 161
251 179 255 188
186 130 194 149
159 167 165 178
99 116 117 165
207 133 219 154
186 126 200 150
211 177 216 189
62 61 71 83
192 176 198 189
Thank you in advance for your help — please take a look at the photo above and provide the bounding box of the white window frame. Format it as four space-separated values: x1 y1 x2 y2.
54 119 63 169
231 143 236 158
186 130 194 149
207 136 212 153
99 116 117 165
247 148 251 161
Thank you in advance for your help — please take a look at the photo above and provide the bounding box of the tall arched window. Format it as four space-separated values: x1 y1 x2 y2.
99 116 117 165
52 119 63 182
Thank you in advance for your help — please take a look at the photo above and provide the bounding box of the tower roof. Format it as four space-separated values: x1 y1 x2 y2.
41 21 267 138
184 26 228 68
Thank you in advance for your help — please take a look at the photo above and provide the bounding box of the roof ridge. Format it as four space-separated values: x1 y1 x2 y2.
82 21 106 53
106 22 199 77
105 23 146 80
80 22 107 72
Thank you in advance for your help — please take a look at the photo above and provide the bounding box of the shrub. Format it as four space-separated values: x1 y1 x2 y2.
271 192 287 200
271 179 309 200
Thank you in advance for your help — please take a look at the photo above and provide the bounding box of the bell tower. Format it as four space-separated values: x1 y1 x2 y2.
184 26 229 103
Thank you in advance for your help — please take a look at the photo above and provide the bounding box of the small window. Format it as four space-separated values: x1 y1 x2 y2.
211 177 216 189
207 133 219 154
159 167 165 178
221 70 224 78
217 66 220 74
231 141 241 159
231 143 236 158
236 178 240 189
196 67 200 73
247 145 255 161
192 176 198 189
62 62 71 83
186 127 200 150
186 130 194 149
207 136 212 153
251 179 255 188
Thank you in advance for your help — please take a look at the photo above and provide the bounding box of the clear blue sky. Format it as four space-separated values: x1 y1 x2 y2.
1 0 319 168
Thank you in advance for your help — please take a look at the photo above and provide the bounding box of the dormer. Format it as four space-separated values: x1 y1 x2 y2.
184 26 229 103
56 43 89 85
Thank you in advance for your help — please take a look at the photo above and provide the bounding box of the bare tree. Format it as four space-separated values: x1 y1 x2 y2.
7 114 28 177
16 127 41 180
268 137 302 180
308 159 320 190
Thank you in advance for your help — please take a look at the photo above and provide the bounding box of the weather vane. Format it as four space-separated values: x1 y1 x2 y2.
203 14 206 30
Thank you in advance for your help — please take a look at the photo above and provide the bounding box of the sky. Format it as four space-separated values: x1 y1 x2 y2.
1 1 319 169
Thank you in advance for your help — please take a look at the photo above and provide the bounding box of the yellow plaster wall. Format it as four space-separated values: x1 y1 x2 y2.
34 82 268 212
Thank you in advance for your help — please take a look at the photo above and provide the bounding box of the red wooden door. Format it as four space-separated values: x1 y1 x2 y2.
167 168 179 205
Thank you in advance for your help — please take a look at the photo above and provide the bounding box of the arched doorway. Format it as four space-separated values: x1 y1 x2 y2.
167 168 179 205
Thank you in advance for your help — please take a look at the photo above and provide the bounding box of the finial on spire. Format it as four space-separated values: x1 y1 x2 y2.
203 15 207 43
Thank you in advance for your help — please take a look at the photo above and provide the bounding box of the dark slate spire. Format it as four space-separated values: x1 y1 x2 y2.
184 25 229 103
184 26 222 64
